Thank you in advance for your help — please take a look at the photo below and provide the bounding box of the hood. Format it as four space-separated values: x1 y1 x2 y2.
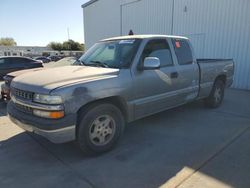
12 66 119 93
7 68 43 77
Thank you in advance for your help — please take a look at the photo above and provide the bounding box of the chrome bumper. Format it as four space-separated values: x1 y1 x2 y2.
9 114 76 143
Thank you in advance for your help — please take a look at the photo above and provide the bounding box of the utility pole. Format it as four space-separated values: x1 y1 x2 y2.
67 27 71 56
67 27 70 40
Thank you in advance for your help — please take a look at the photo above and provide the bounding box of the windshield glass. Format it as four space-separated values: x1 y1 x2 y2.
78 39 141 69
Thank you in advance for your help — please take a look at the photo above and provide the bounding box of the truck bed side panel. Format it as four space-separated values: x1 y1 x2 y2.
198 59 234 98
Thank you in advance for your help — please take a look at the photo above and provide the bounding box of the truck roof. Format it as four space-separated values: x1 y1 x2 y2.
101 34 189 42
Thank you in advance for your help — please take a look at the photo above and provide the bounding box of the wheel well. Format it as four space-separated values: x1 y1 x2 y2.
76 96 128 126
215 74 227 84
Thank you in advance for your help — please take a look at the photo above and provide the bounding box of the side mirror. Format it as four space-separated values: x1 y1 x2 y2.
143 57 160 70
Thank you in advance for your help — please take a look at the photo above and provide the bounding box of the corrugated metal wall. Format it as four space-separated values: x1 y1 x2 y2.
121 0 250 89
83 0 250 89
121 0 173 35
173 0 250 90
83 0 121 49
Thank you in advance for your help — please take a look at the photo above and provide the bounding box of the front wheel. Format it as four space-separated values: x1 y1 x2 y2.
76 103 125 154
204 80 225 108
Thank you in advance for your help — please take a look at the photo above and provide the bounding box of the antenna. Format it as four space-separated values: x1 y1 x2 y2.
128 30 134 35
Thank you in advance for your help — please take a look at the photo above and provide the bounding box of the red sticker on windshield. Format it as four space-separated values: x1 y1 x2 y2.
175 41 181 48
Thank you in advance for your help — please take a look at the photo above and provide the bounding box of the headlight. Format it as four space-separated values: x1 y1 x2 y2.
33 94 63 104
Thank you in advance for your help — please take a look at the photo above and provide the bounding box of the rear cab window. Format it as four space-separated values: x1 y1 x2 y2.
172 39 194 65
141 39 173 67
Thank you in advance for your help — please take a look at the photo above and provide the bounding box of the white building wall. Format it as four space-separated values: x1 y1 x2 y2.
121 0 173 35
83 0 121 49
173 0 250 89
83 0 250 89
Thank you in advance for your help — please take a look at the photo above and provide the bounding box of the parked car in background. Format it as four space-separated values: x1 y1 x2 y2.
7 35 234 154
48 55 62 62
1 57 77 100
35 56 51 63
0 56 43 80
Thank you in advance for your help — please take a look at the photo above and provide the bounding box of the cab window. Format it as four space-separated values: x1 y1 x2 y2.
172 39 193 65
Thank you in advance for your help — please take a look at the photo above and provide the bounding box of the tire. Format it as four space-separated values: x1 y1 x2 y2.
204 79 225 108
76 103 125 154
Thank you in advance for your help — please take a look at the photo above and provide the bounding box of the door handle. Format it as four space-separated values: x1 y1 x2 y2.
170 72 179 78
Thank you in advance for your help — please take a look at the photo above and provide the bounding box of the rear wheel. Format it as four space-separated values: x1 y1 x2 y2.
204 80 225 108
76 103 125 154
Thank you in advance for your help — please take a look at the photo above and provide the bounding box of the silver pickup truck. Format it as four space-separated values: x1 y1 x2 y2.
8 35 234 154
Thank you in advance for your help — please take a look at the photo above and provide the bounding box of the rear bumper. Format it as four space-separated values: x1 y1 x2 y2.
7 101 76 143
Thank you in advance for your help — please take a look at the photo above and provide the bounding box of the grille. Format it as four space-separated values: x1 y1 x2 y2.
13 88 33 100
15 103 33 114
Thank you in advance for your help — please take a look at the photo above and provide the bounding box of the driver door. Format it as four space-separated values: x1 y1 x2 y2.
132 39 183 119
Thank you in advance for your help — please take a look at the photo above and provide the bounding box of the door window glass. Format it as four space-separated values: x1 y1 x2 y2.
0 58 11 66
141 39 173 67
11 57 33 64
0 59 5 65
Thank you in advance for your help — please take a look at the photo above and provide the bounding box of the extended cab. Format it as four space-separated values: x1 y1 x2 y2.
7 35 234 154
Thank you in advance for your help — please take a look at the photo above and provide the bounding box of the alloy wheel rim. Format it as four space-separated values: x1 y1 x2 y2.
89 115 116 146
214 87 222 103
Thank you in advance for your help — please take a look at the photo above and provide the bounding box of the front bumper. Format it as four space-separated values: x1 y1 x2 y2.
8 101 77 143
1 83 10 100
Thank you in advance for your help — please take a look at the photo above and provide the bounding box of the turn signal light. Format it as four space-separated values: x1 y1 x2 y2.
33 109 64 119
49 111 65 119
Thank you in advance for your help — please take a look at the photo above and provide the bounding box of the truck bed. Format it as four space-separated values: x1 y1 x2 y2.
197 58 234 99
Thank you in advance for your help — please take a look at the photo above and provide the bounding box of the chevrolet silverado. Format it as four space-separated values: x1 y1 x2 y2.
7 35 234 154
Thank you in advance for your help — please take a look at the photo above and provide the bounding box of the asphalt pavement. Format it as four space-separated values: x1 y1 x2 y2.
0 89 250 188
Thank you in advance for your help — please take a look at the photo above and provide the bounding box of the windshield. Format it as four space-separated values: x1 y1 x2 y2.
78 39 141 69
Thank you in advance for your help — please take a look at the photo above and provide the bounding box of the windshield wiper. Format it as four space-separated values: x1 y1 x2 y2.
74 59 86 66
75 59 109 68
89 61 109 68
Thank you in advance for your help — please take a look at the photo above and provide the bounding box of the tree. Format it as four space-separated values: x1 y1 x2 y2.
47 40 84 51
0 37 17 46
47 42 63 51
62 40 84 51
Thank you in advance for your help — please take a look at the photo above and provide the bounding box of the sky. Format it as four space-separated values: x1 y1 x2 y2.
0 0 88 46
